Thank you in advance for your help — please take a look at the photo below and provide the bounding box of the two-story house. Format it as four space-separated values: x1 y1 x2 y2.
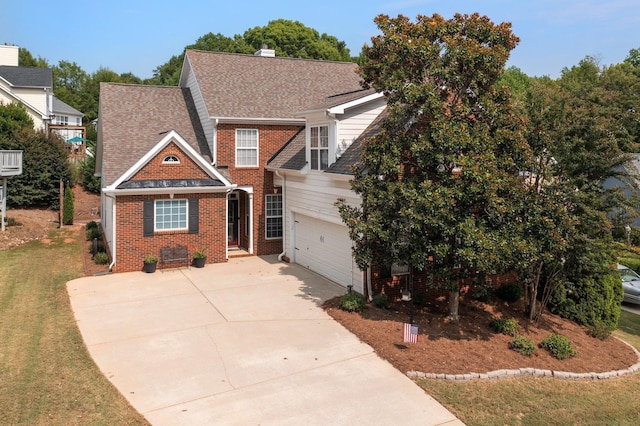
96 48 386 289
0 44 86 152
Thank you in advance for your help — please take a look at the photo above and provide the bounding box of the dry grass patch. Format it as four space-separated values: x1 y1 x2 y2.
0 226 148 425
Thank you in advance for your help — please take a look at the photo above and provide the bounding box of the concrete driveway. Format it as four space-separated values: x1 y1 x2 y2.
67 255 463 425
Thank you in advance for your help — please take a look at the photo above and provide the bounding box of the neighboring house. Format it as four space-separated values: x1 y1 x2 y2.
96 48 386 283
0 44 54 130
0 44 86 153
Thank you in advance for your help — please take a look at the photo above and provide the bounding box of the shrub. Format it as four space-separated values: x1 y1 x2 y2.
489 318 519 336
412 292 428 306
495 282 524 303
587 321 612 340
62 185 74 225
509 335 536 356
86 220 98 230
540 334 576 359
619 257 640 273
86 226 100 241
339 292 366 312
372 293 389 308
93 252 109 265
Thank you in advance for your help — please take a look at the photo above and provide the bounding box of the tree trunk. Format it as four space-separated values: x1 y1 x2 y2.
528 261 543 321
448 286 460 322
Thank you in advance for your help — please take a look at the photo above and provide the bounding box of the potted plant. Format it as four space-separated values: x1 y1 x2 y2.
143 255 158 273
193 248 206 268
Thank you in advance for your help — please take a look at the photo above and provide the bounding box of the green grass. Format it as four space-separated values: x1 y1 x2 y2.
417 309 640 425
0 227 149 425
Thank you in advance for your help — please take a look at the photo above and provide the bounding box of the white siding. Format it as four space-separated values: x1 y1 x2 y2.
101 192 115 260
336 98 386 154
181 61 214 158
283 172 363 292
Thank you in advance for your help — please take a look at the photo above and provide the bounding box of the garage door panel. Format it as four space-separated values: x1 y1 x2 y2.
294 214 360 290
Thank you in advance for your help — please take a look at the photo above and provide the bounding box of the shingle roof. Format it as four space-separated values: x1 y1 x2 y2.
0 65 52 88
326 107 388 175
98 83 211 186
185 50 364 119
266 128 306 170
53 96 83 116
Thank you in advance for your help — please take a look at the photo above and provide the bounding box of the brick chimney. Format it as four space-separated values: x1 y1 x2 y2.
0 43 19 66
254 44 275 57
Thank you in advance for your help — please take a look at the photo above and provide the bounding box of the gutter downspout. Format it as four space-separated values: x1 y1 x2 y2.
275 170 286 261
105 192 116 272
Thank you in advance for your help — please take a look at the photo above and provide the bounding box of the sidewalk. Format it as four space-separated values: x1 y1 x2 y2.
67 255 464 425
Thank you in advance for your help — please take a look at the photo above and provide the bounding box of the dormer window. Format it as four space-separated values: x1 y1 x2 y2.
162 155 180 164
310 125 329 170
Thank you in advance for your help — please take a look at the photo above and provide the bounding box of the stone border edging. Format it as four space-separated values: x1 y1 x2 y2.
407 337 640 381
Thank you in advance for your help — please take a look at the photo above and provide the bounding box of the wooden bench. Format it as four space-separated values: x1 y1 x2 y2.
159 245 189 269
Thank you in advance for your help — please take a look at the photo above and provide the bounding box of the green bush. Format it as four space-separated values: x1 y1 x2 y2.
587 321 612 340
93 252 109 265
540 334 576 359
495 282 524 303
62 185 74 225
489 318 519 336
372 293 389 308
509 335 536 356
86 220 98 230
86 226 100 241
619 257 640 273
339 292 366 312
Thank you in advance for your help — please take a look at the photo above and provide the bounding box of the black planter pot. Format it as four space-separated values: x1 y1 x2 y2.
144 261 157 273
194 257 206 268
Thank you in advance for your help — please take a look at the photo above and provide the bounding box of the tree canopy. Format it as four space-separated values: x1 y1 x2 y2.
338 13 528 320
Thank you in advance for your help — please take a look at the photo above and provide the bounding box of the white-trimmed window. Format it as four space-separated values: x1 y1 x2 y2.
310 125 329 170
236 129 259 167
155 199 188 231
55 115 68 125
265 194 283 239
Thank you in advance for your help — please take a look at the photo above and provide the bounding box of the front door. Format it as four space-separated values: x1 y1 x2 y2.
228 198 239 248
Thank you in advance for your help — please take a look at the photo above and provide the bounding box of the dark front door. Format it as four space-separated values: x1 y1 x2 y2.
228 199 239 247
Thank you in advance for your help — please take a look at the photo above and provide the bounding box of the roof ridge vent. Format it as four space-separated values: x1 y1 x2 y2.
254 44 275 57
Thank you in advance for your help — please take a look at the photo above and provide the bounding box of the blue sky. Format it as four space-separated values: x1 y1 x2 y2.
2 0 639 79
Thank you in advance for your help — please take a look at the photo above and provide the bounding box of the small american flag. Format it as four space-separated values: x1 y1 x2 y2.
403 323 419 343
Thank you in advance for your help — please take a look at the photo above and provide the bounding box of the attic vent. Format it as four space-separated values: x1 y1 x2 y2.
162 155 180 164
254 44 275 57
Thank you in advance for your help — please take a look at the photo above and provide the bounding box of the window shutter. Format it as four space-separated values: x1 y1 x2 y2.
143 199 154 236
188 198 199 234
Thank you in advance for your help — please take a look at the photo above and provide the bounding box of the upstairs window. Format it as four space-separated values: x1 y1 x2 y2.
55 115 68 125
310 125 329 170
236 129 258 167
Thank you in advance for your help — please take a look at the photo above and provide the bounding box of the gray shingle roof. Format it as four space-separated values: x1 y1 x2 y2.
0 66 52 88
185 50 364 119
266 128 306 170
98 83 211 186
53 96 83 116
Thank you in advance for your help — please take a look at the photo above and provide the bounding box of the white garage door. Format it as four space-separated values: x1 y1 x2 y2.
294 214 362 291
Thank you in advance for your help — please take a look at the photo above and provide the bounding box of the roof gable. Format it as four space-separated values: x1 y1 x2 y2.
98 83 211 186
182 50 364 119
109 130 232 190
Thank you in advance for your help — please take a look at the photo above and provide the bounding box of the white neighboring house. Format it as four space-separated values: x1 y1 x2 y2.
0 44 53 130
267 91 387 294
0 43 85 146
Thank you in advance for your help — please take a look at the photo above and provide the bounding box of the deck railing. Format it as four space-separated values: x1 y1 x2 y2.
0 150 23 177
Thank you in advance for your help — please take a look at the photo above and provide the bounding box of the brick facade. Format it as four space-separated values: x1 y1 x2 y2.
216 124 302 255
110 142 227 272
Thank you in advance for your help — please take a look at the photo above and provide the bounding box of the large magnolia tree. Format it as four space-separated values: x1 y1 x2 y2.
337 13 530 320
